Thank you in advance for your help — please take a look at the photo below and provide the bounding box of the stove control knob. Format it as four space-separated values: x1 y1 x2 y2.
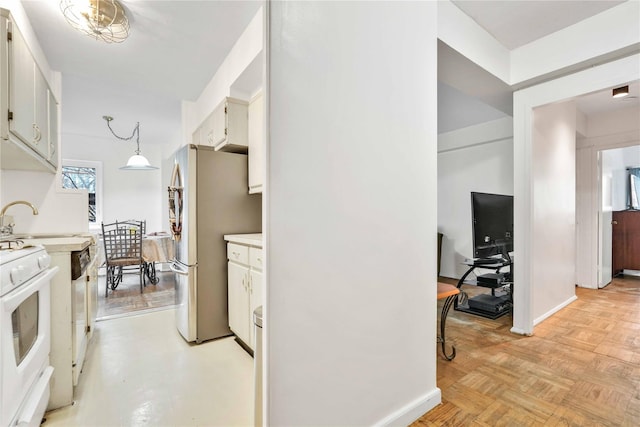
10 266 26 285
38 254 51 269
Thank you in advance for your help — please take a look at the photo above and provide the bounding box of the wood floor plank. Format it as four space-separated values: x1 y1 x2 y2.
475 400 541 427
414 276 640 426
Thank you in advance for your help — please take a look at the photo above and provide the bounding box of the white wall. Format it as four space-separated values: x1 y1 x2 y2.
0 169 87 234
59 73 182 233
531 101 578 323
437 0 510 84
183 6 263 144
61 134 168 233
437 117 513 278
267 1 439 425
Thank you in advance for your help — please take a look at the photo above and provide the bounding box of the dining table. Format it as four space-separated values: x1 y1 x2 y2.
142 233 175 284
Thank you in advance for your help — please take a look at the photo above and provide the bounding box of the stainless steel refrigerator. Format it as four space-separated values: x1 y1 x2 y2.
168 144 261 343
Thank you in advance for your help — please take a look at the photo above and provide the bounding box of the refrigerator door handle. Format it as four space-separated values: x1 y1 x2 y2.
170 260 189 276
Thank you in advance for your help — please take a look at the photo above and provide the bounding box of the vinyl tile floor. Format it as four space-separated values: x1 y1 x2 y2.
43 309 254 426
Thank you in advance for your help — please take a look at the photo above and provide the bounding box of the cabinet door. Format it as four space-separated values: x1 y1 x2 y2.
248 93 263 194
228 261 251 345
626 212 640 270
249 269 263 350
72 276 88 386
192 126 201 145
47 89 59 168
8 21 36 146
612 211 625 275
33 66 48 158
202 111 215 146
211 99 227 147
86 256 99 341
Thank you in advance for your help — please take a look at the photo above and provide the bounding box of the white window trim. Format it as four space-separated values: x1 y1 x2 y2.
61 159 103 230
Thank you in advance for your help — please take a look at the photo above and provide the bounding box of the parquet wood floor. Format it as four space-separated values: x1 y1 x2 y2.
415 276 640 427
96 268 176 319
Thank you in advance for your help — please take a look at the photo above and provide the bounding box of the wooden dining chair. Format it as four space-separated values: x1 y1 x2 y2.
117 219 146 235
101 221 146 297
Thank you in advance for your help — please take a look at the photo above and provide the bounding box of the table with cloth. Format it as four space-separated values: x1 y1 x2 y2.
142 233 175 284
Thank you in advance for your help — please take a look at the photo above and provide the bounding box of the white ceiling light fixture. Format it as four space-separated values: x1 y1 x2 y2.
103 116 158 170
60 0 130 43
612 85 630 98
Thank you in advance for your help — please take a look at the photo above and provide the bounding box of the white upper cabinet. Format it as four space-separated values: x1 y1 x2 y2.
7 18 35 146
211 97 248 153
0 10 58 173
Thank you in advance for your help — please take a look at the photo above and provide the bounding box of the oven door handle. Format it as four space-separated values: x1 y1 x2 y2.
2 267 59 313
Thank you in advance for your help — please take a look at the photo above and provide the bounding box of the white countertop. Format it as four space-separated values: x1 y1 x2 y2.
224 233 263 247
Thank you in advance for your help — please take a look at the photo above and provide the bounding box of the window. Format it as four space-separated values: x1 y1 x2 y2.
61 160 103 225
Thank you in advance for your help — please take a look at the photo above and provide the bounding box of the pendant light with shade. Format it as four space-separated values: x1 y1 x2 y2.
102 116 158 170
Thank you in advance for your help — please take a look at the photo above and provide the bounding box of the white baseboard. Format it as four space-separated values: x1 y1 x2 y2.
623 269 640 277
533 295 578 326
374 387 442 427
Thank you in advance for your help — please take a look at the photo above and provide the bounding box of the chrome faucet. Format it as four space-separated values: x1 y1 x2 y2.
0 200 39 236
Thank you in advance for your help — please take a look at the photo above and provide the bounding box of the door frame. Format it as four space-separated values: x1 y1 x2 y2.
513 54 639 335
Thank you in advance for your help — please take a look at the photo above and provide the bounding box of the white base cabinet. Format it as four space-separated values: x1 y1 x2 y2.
20 235 97 411
224 234 263 351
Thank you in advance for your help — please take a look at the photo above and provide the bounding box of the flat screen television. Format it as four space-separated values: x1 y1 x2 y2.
471 192 514 260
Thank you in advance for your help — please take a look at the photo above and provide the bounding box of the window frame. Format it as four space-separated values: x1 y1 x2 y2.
61 159 103 230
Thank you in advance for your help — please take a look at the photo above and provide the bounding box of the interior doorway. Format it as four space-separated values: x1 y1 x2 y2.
599 145 640 285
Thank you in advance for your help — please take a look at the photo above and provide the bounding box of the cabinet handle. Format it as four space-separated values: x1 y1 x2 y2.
249 274 253 294
612 220 618 225
232 251 240 258
33 124 41 143
257 257 262 263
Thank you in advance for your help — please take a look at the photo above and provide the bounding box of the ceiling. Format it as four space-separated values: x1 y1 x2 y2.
441 0 638 133
19 0 638 139
452 0 625 50
21 0 262 102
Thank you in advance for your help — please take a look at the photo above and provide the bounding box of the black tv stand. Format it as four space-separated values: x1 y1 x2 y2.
454 258 513 319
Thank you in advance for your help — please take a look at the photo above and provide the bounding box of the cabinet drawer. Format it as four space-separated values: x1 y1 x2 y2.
227 242 249 265
249 247 263 270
